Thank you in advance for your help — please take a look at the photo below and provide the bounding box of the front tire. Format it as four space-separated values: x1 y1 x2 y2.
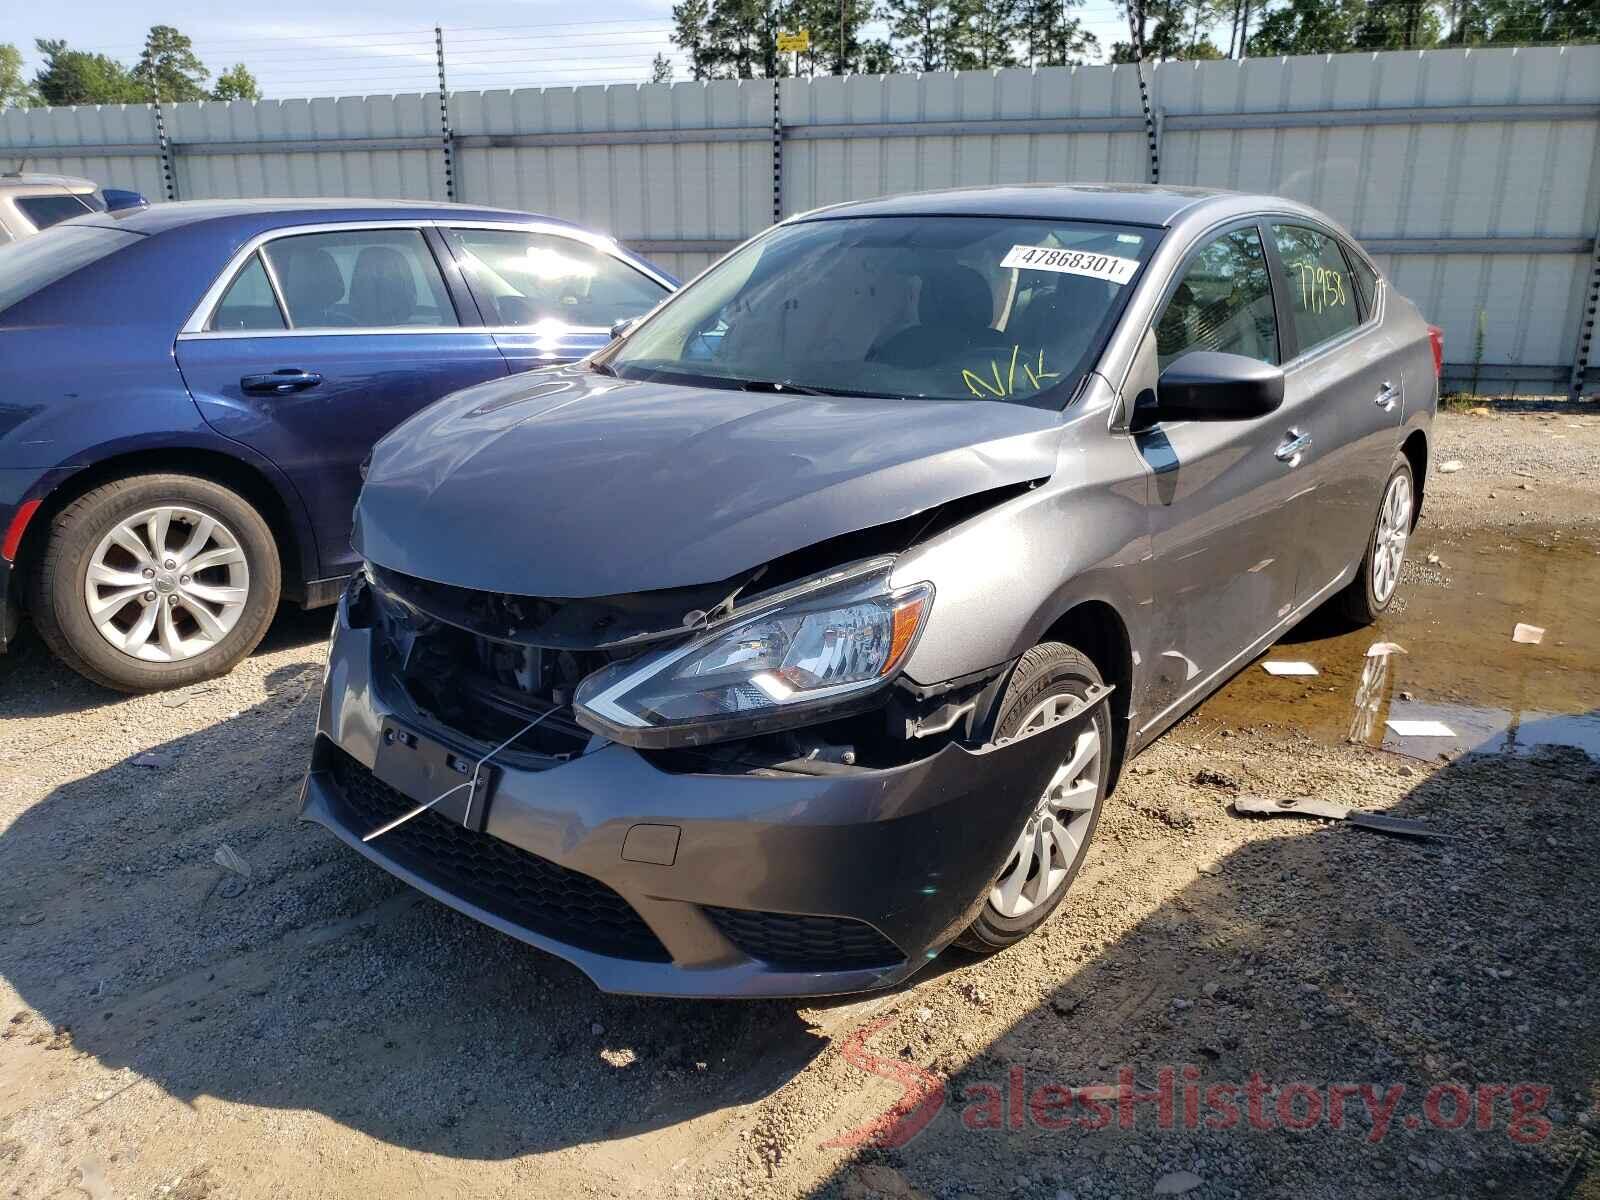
28 474 281 693
1337 456 1414 625
956 642 1111 954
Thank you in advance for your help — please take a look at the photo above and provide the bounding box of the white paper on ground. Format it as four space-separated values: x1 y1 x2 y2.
1387 719 1457 737
1512 623 1546 644
1366 642 1407 657
1262 661 1319 676
1439 460 1464 473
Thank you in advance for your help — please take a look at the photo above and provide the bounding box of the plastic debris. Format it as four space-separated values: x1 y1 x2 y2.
1512 623 1545 645
213 844 251 878
1232 796 1454 840
1438 460 1464 473
130 751 173 769
1387 718 1456 737
1366 642 1407 657
1262 660 1318 676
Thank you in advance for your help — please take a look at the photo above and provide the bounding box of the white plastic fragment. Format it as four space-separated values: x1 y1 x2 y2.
1262 661 1318 676
1154 1171 1205 1196
1387 719 1456 737
1512 623 1545 645
213 844 252 878
1366 642 1407 657
1438 460 1464 473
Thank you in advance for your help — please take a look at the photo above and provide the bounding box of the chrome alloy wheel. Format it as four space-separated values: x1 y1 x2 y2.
1372 473 1412 605
987 695 1101 919
82 506 250 662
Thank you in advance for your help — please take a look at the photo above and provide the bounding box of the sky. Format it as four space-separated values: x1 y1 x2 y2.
9 0 1141 99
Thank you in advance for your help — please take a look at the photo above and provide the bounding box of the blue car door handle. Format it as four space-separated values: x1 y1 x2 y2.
241 369 323 395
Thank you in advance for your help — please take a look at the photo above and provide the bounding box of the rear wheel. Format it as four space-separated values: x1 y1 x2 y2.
956 642 1111 953
1337 456 1414 625
28 474 281 692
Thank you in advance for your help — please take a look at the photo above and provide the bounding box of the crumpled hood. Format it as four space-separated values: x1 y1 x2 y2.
354 363 1062 597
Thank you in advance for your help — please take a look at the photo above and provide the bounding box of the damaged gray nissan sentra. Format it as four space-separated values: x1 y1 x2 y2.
300 184 1439 997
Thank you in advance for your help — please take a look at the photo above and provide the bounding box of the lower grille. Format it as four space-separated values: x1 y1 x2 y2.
704 906 903 972
326 747 669 962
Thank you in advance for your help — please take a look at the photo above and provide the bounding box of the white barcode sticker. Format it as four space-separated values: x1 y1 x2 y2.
1001 245 1140 284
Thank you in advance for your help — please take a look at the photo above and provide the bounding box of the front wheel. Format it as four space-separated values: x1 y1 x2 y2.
1337 457 1414 625
28 474 282 692
955 642 1111 954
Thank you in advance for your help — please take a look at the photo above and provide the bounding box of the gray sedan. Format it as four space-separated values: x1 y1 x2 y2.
302 184 1438 997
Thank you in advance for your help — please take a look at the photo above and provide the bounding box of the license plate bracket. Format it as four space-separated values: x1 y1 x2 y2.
373 720 497 832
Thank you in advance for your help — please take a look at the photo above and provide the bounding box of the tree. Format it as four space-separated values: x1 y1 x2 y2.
32 39 145 105
882 0 964 71
1110 0 1194 60
137 25 210 102
1020 0 1100 65
1 43 39 108
1248 0 1367 54
648 52 676 83
947 0 1026 68
212 63 261 101
671 0 717 79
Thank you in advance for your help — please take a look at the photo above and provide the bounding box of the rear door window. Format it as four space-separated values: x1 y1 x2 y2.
1343 245 1380 319
1271 224 1361 354
260 228 457 330
444 228 668 329
208 253 286 332
15 193 95 230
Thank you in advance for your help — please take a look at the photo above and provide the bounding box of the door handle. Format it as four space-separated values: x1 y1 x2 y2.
241 369 323 395
1374 380 1400 411
1275 429 1312 465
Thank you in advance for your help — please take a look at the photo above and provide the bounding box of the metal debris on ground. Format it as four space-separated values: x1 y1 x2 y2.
1261 661 1318 676
129 751 174 769
1365 642 1407 657
1438 460 1464 473
1231 795 1454 840
1512 622 1546 644
1386 718 1456 737
160 684 219 709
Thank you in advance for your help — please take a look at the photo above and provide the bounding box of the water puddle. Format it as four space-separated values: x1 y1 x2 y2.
1189 525 1600 759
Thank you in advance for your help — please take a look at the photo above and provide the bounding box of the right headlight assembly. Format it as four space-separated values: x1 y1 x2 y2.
572 563 933 749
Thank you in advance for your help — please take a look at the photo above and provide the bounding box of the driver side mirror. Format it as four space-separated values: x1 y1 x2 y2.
1144 351 1284 424
609 317 637 341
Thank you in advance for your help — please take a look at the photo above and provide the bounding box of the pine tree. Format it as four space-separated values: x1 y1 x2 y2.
213 64 261 101
137 25 210 102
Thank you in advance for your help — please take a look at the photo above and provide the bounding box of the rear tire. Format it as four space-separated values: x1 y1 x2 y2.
955 642 1111 954
1337 456 1414 626
28 474 281 693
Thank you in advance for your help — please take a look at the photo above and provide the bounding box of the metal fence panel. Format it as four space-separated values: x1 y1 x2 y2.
2 46 1598 392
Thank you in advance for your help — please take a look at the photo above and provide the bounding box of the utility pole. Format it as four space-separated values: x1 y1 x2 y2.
840 0 847 73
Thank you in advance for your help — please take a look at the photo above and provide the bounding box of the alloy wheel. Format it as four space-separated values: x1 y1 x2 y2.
82 505 251 662
988 694 1101 919
1372 473 1412 604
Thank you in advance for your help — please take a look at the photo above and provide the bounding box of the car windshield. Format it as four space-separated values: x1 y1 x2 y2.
602 215 1157 406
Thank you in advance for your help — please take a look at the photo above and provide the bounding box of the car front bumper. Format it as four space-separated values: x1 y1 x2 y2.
301 588 1087 998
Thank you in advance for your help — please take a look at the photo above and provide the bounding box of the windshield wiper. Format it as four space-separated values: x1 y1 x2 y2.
737 378 828 396
589 358 617 377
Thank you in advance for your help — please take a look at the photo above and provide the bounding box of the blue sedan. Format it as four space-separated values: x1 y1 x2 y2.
0 199 675 691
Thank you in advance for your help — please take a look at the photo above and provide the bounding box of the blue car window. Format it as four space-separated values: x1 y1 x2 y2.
209 253 286 332
261 228 457 330
445 227 667 330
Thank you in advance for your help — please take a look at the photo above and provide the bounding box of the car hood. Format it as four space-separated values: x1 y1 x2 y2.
354 364 1063 597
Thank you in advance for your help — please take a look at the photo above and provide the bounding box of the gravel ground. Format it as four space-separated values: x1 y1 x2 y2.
1 409 1597 1200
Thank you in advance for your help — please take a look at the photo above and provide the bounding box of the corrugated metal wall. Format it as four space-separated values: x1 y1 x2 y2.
3 46 1598 393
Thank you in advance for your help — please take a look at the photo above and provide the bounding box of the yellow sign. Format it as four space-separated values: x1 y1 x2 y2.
777 30 811 52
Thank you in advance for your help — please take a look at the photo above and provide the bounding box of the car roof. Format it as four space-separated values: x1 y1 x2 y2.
796 183 1287 229
75 197 588 239
0 172 97 193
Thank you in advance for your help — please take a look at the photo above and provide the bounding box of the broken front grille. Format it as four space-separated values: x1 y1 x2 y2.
327 746 670 962
704 906 903 972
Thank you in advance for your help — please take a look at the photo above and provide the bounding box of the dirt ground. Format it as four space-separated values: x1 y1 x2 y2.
2 407 1598 1200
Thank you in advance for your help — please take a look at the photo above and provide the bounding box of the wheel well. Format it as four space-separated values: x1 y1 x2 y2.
1043 600 1133 792
14 449 309 602
1401 430 1427 529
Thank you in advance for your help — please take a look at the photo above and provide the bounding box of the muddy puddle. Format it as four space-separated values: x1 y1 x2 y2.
1187 524 1600 759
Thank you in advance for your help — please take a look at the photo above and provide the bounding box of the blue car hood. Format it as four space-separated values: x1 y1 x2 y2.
354 364 1063 597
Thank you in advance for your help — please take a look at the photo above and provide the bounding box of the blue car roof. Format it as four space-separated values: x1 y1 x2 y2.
78 197 588 239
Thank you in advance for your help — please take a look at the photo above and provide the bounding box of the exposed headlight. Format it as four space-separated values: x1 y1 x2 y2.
573 565 932 749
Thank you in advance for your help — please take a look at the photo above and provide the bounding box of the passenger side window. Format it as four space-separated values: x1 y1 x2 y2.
444 228 667 329
1344 245 1380 318
1271 224 1360 353
209 253 286 332
1155 227 1278 371
260 229 457 330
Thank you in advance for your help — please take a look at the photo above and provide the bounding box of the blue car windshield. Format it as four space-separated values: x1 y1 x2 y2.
602 215 1158 406
0 225 139 316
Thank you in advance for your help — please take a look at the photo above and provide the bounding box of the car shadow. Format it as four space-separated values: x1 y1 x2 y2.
0 602 331 719
803 714 1600 1198
0 667 870 1161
